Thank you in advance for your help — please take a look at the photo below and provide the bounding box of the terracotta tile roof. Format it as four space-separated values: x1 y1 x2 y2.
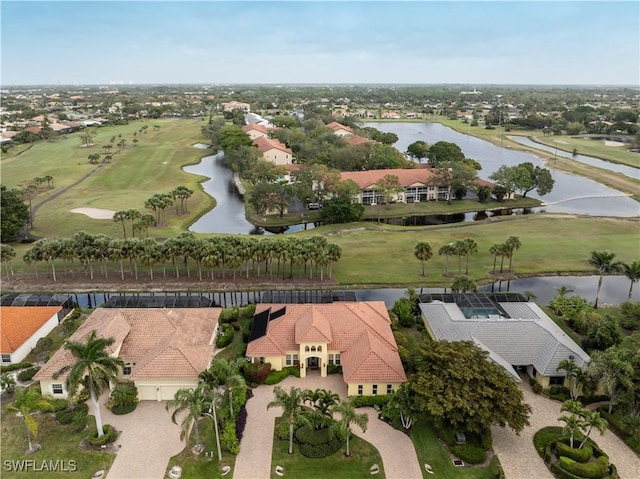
34 308 220 382
340 168 439 189
252 136 292 154
347 135 372 145
325 121 352 133
242 123 268 134
1 306 62 353
247 302 406 383
25 126 42 135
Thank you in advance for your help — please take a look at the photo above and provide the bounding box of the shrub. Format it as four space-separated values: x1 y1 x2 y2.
216 324 235 348
107 383 138 409
533 426 564 457
243 362 272 384
221 421 240 454
236 406 248 442
558 455 609 479
55 408 75 424
72 390 90 405
295 425 344 458
0 362 33 373
57 402 90 425
327 364 342 375
556 441 593 463
111 402 138 415
17 366 41 381
392 298 415 327
350 395 391 409
87 424 118 446
219 308 238 324
451 443 486 464
264 366 299 385
549 296 593 321
34 336 54 352
546 386 571 402
532 382 544 394
50 398 69 412
619 301 640 330
275 419 290 441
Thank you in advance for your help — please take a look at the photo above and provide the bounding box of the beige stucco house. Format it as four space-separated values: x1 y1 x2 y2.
242 123 270 140
252 136 293 165
222 101 250 112
246 302 407 396
325 121 353 136
1 306 63 365
34 308 220 401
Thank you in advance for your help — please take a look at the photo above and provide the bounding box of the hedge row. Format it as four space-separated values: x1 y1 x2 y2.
111 402 138 415
556 441 593 463
17 366 41 382
221 421 240 454
264 367 300 385
450 443 487 464
296 426 344 458
87 424 118 446
55 403 89 425
0 362 32 373
558 456 609 479
350 395 391 409
216 324 235 348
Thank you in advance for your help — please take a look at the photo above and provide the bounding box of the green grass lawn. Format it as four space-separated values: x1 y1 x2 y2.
410 419 502 479
165 418 237 479
23 312 86 364
316 215 640 286
2 119 214 239
528 135 640 168
270 416 384 479
0 404 115 479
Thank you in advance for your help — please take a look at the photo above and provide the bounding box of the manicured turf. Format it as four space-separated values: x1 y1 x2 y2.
529 135 640 168
305 215 640 286
2 119 213 238
410 419 502 479
0 404 115 479
270 416 384 479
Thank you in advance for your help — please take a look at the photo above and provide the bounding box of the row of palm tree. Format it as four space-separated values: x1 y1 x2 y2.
17 232 342 282
588 251 640 307
414 236 519 277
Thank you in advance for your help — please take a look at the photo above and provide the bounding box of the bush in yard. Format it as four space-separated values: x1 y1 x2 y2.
327 364 342 375
216 324 235 348
545 386 571 402
0 361 32 373
50 398 69 412
392 298 415 327
243 362 272 384
350 395 391 409
34 336 53 353
107 383 139 414
264 366 300 385
295 425 344 458
17 366 41 381
221 421 240 454
236 406 248 442
87 424 118 445
558 455 609 479
450 443 486 464
619 301 640 330
556 441 593 463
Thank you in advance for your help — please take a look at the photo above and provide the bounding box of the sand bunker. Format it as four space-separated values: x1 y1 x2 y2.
70 208 116 219
604 140 625 147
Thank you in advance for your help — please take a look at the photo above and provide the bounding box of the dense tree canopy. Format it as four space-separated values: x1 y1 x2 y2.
1 185 29 242
411 340 531 435
489 162 555 198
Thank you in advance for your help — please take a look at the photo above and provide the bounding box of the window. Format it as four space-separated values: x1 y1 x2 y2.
259 357 265 364
357 385 363 396
317 346 322 352
293 354 299 366
387 384 393 394
328 354 334 365
52 384 63 395
311 346 316 352
123 365 132 375
549 376 565 386
335 354 341 366
305 346 310 352
372 384 378 396
1 354 11 364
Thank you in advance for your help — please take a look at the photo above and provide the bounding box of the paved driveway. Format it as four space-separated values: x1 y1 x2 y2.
493 382 640 479
234 373 422 479
88 398 184 479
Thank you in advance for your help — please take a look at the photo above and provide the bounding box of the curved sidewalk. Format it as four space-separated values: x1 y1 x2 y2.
233 374 422 479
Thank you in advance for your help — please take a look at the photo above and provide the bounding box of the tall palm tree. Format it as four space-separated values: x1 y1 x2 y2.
7 388 54 452
267 386 307 455
587 251 623 308
578 411 608 449
462 238 478 275
331 398 369 457
414 242 433 277
557 285 575 297
622 260 640 300
557 358 581 400
207 358 246 419
489 243 502 274
165 382 212 447
558 413 583 449
452 240 466 275
451 275 477 294
53 331 124 437
588 348 634 414
439 243 455 276
505 236 521 272
1 244 16 279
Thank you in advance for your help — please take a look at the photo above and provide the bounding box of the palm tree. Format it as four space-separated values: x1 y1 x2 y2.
557 358 581 400
557 285 575 297
451 275 477 294
489 243 502 274
462 238 478 275
267 386 307 455
559 413 583 449
207 358 246 419
1 373 16 394
578 411 608 449
113 210 128 239
622 410 640 445
53 331 124 437
414 242 433 277
587 251 623 308
7 388 54 452
166 382 212 447
588 348 634 414
439 243 455 276
331 398 369 457
387 383 418 430
125 209 141 238
1 244 16 279
505 236 521 272
622 260 640 300
452 240 466 275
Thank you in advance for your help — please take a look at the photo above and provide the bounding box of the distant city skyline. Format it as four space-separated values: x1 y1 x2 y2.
1 1 639 87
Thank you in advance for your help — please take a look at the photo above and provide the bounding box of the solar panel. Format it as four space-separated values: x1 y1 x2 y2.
269 307 286 321
102 295 213 308
249 309 270 342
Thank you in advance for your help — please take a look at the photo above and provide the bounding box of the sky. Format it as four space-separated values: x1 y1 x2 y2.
1 1 639 86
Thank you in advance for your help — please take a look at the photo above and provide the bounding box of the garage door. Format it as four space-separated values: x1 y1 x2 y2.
135 383 195 401
136 385 158 401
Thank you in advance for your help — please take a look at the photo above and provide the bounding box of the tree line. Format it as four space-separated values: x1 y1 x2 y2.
7 232 342 283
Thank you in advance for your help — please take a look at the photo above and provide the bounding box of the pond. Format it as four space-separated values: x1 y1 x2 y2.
366 122 640 217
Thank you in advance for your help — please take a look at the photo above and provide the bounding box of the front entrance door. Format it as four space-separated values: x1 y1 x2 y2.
307 357 319 368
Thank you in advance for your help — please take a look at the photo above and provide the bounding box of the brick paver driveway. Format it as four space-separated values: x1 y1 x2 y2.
493 382 640 479
234 373 422 479
89 398 184 479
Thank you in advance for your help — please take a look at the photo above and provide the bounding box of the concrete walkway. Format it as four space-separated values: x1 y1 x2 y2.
88 397 184 479
234 373 422 479
493 382 640 479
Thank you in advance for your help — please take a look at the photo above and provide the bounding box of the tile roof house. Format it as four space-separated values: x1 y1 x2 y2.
419 293 590 394
325 121 353 136
346 135 373 146
34 308 220 401
1 306 63 364
222 101 251 112
242 123 270 140
246 302 407 396
252 136 293 165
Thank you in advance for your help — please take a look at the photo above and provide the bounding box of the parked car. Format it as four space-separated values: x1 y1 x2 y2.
307 202 321 210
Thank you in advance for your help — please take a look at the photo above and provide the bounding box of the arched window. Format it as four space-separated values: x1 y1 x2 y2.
305 346 310 352
318 346 322 352
311 346 316 352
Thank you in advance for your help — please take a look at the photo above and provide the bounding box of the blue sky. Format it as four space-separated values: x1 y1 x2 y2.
1 1 638 86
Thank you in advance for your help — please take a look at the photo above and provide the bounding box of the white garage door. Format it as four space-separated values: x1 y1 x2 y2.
135 383 195 401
